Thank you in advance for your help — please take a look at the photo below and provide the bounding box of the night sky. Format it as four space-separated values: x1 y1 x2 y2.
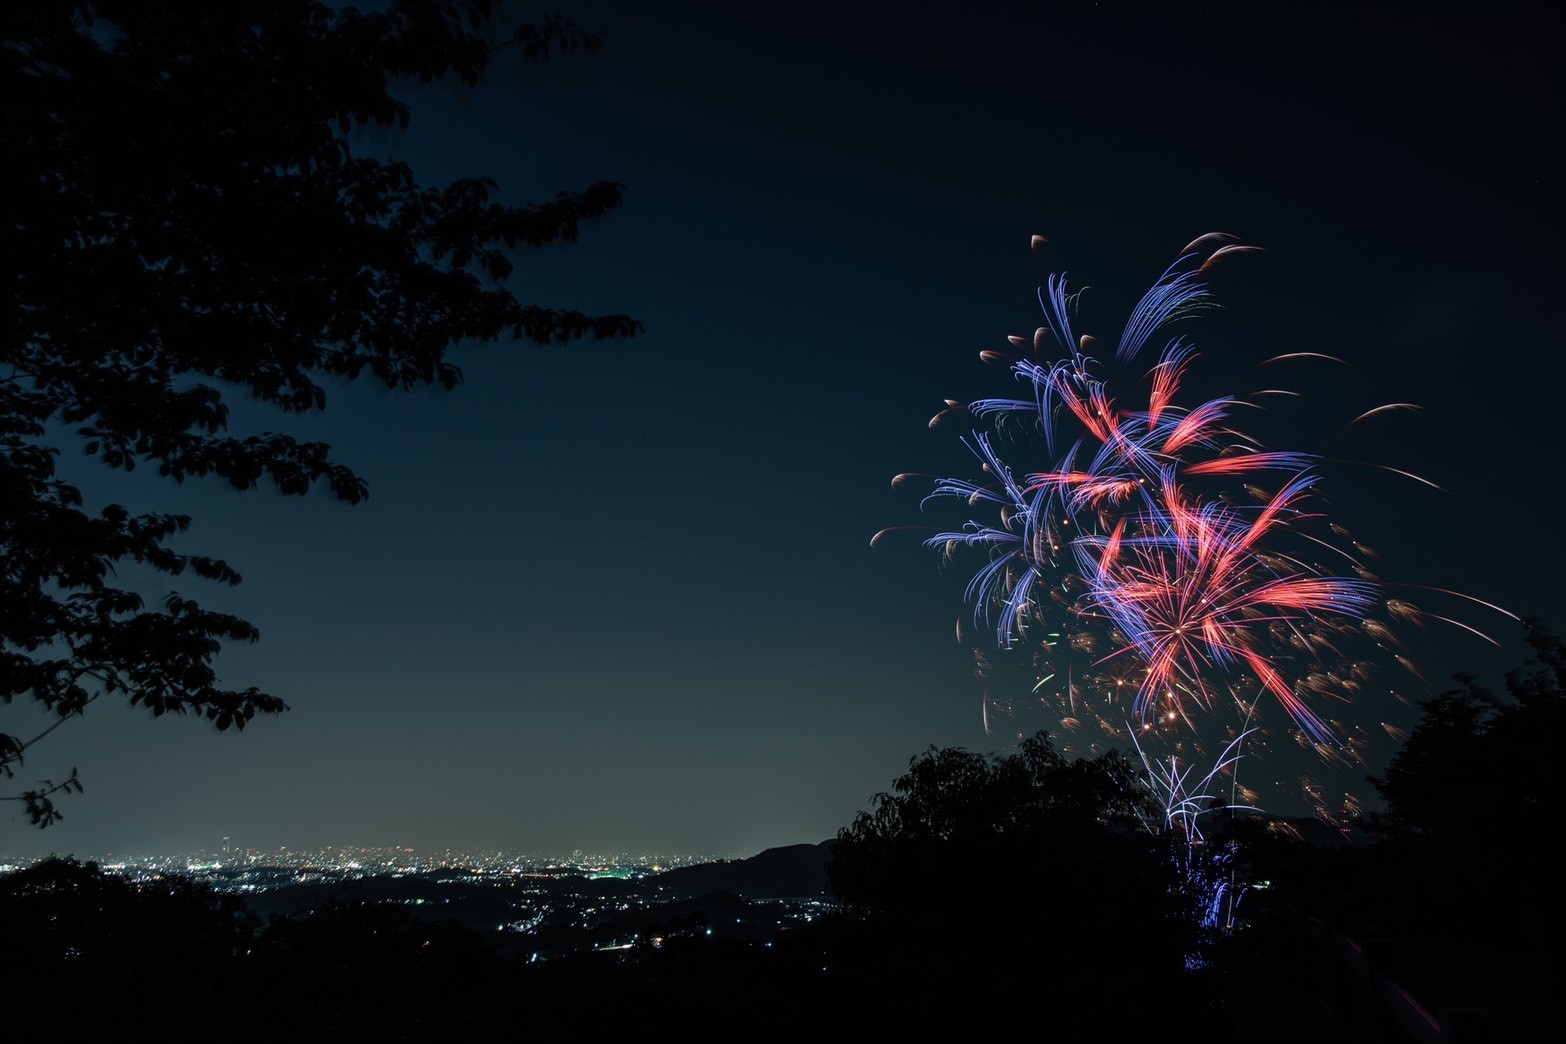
6 0 1561 859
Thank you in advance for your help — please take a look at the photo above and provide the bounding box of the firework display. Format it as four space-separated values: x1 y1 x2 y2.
881 235 1507 821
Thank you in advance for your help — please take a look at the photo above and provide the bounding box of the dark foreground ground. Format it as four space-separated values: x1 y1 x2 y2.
6 834 1557 1041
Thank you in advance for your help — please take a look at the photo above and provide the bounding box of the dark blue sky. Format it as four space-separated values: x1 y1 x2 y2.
7 0 1561 859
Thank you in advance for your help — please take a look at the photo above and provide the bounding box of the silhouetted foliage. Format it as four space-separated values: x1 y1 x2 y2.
2 857 520 1040
1 1 640 820
1369 620 1562 843
251 899 512 1036
1 857 259 1038
828 732 1228 1037
832 732 1158 912
1248 623 1564 1039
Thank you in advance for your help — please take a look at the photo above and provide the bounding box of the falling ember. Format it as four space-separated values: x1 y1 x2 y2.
1362 620 1399 645
1269 820 1306 842
1386 599 1423 623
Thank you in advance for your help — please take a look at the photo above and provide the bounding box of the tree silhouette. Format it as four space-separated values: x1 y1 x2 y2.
1 857 259 1037
831 733 1162 917
1369 621 1562 844
1249 623 1565 1038
828 732 1226 1035
2 858 521 1039
1 1 641 822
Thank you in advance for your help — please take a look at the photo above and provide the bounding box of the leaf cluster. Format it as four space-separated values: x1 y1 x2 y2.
1 1 640 815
